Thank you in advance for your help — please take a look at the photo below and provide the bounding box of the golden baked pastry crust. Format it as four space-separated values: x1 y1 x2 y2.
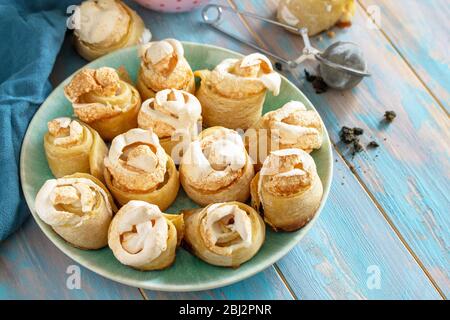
74 0 148 61
64 67 141 141
183 202 265 267
44 118 108 182
195 53 281 130
250 149 323 231
179 127 255 206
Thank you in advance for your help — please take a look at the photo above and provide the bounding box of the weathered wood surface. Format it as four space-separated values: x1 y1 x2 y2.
0 219 143 300
232 0 449 297
359 0 450 113
136 1 443 299
0 0 447 299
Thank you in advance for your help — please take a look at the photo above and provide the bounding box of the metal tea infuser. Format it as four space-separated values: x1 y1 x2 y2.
201 4 370 90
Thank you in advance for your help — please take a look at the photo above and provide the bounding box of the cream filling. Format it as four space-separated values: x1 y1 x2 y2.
48 117 84 146
140 38 184 65
35 177 112 227
202 203 252 252
181 129 246 183
114 201 168 265
258 148 315 203
139 89 201 139
269 101 321 145
75 0 129 45
214 53 281 96
104 129 167 191
105 128 167 173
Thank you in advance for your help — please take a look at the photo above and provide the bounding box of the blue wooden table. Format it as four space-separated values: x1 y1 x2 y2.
0 0 448 300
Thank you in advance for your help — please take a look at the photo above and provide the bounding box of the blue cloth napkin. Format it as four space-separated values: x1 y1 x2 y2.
0 0 74 240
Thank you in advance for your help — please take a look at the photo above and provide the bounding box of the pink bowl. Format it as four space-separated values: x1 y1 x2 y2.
132 0 210 13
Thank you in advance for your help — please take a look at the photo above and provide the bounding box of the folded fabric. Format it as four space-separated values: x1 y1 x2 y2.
0 0 74 240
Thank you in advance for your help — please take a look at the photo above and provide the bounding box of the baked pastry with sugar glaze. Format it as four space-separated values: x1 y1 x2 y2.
179 127 254 206
64 67 141 141
73 0 151 61
138 88 202 161
183 202 265 267
195 53 281 130
250 148 323 231
277 0 355 36
137 39 195 100
246 101 323 168
108 200 184 270
103 128 179 209
44 117 108 182
35 173 117 249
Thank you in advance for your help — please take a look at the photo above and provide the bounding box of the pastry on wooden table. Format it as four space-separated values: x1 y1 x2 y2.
108 200 184 271
246 101 323 168
277 0 355 36
183 202 265 267
250 148 323 231
137 38 195 100
195 53 281 130
44 117 108 182
103 128 179 210
138 88 202 160
35 173 117 249
179 127 254 206
64 67 141 141
73 0 151 61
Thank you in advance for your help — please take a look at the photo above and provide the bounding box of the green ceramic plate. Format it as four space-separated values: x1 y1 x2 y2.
20 42 333 292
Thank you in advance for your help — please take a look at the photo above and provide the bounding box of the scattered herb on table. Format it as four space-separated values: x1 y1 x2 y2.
367 141 379 148
275 62 283 71
384 110 397 122
304 69 328 94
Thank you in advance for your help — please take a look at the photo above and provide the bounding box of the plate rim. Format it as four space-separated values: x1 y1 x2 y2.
20 42 333 292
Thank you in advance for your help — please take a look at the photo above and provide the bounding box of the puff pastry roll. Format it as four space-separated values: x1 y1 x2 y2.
251 149 323 231
277 0 355 36
137 39 195 100
73 0 151 61
183 202 265 267
35 173 117 249
246 101 323 168
195 53 281 130
180 127 254 206
64 67 141 141
104 128 179 210
44 117 108 182
108 200 184 270
138 88 202 160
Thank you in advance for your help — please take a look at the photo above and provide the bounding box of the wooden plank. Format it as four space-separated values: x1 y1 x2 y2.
232 0 450 297
275 153 441 299
359 0 450 113
0 219 143 300
135 2 442 299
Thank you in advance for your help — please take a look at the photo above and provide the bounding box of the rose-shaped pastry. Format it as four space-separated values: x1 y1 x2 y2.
137 39 195 100
246 101 323 168
108 200 184 270
35 173 117 249
183 202 265 267
64 67 141 141
44 117 108 182
250 149 323 231
195 53 281 130
138 88 202 160
277 0 355 36
73 0 151 61
104 128 179 209
179 127 254 206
